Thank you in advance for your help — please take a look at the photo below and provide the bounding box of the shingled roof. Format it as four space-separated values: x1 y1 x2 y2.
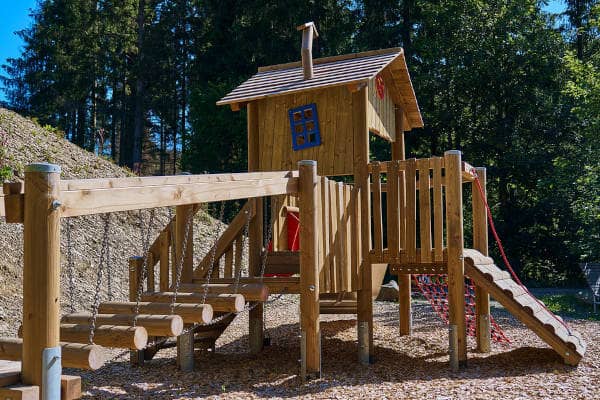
217 48 423 130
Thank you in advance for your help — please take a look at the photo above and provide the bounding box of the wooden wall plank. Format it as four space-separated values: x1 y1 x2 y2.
371 163 384 261
432 157 444 262
417 159 432 263
405 159 417 263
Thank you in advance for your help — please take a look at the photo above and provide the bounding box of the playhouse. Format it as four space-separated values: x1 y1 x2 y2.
0 22 585 399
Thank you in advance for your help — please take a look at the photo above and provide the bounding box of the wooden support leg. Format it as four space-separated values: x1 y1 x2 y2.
248 196 264 354
298 161 321 380
398 274 412 336
445 151 467 370
475 286 491 353
473 166 491 353
177 330 194 372
175 204 194 285
22 163 62 397
357 270 373 365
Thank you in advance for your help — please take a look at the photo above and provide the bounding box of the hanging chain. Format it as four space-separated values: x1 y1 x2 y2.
169 206 197 313
233 206 253 294
89 213 111 344
66 218 76 313
200 202 226 304
132 209 156 321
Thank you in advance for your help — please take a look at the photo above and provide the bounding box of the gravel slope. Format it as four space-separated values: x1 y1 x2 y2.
0 107 223 336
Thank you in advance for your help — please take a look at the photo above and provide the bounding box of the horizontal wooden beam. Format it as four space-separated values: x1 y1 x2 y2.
59 177 299 217
60 171 298 191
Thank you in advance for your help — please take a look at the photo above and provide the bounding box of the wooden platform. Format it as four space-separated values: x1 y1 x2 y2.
464 249 586 365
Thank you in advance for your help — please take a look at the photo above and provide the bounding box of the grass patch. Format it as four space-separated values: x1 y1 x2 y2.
538 294 600 321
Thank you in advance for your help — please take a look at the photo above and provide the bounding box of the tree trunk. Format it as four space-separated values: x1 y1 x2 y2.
132 0 146 174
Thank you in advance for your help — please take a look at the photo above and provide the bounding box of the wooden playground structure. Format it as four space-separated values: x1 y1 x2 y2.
0 23 586 399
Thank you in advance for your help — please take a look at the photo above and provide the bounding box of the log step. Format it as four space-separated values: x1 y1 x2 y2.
177 283 269 302
98 302 213 324
141 292 244 313
0 338 105 370
320 300 357 314
61 312 183 337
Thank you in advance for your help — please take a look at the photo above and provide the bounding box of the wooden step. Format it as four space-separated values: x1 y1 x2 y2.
464 249 586 365
264 251 300 275
320 300 357 314
0 338 104 370
177 283 269 302
58 324 147 350
61 312 183 337
141 292 245 313
98 301 213 324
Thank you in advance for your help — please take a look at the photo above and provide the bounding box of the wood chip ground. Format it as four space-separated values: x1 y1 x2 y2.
70 297 599 399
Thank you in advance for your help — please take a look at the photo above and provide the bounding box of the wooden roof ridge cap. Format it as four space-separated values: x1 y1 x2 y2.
256 47 403 73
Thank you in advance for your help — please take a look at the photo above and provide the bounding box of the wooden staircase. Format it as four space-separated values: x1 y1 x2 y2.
463 249 586 365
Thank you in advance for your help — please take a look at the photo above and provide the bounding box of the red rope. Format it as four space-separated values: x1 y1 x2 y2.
470 170 575 336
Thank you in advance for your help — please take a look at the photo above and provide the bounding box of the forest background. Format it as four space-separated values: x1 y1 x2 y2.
1 0 599 286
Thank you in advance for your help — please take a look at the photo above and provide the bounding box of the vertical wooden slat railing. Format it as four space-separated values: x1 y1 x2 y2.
314 177 358 294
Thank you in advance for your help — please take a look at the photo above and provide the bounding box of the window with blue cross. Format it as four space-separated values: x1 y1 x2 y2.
288 103 321 151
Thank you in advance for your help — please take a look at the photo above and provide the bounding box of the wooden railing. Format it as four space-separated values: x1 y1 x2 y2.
368 152 484 268
317 177 359 293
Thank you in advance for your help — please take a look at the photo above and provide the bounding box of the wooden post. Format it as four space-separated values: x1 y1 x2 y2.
353 87 373 364
444 150 467 370
247 101 264 353
22 163 62 397
298 160 321 380
473 167 491 353
393 108 411 336
175 204 194 284
129 256 145 366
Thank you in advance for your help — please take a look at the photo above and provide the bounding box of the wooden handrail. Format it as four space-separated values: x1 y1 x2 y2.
194 200 256 279
59 170 298 191
59 176 298 217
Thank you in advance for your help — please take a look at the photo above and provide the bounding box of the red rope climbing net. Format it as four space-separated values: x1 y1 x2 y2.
413 274 511 344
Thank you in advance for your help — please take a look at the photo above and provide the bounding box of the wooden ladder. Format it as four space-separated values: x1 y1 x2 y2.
463 249 586 365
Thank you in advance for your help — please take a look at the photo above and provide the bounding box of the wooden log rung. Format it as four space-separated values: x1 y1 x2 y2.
61 312 184 337
141 292 245 313
0 338 105 370
98 301 213 324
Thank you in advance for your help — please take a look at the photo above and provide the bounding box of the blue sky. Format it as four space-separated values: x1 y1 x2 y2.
0 0 568 103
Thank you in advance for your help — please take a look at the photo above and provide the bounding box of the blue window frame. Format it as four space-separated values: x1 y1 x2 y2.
288 103 321 151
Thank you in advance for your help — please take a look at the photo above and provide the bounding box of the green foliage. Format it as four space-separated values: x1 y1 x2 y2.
538 294 600 321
